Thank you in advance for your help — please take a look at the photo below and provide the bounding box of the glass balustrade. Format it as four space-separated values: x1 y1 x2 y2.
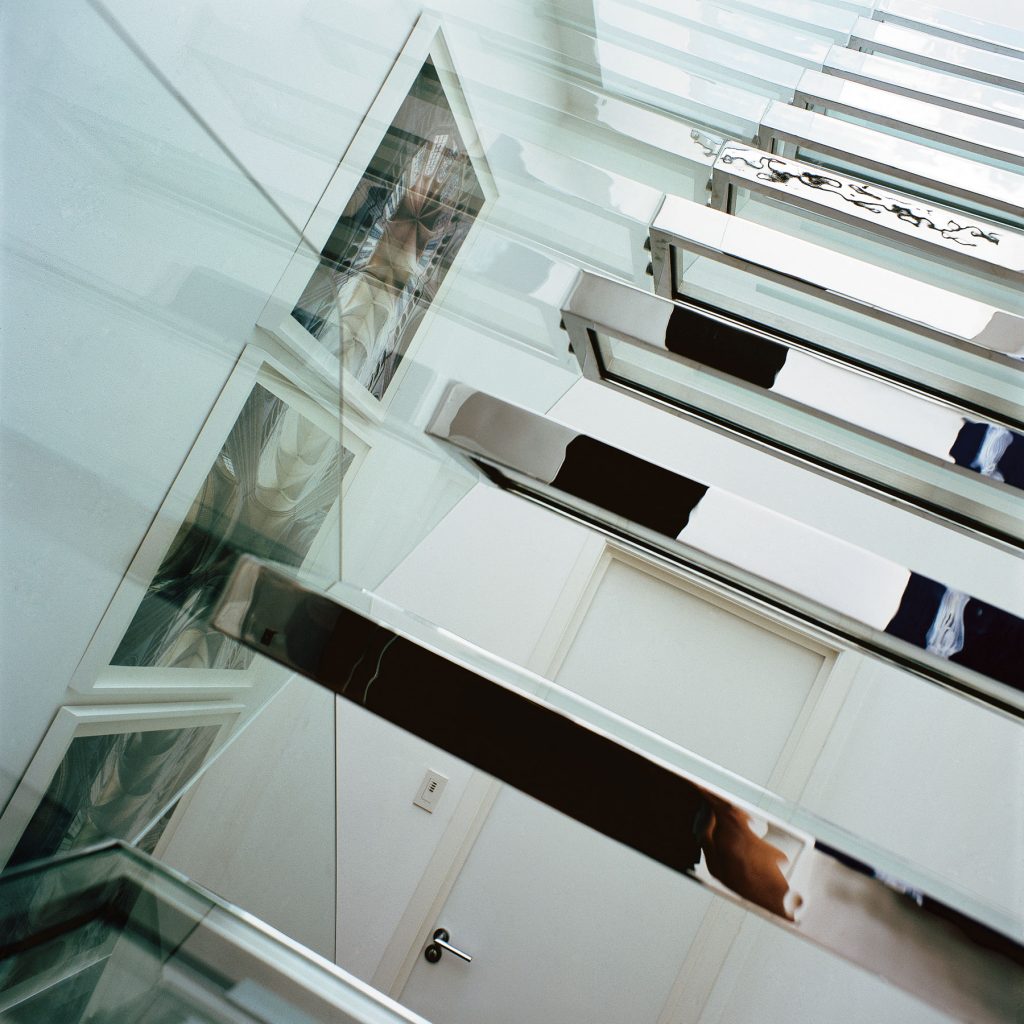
4 0 1023 1022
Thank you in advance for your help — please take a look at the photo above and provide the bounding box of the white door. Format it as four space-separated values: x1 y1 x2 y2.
391 547 841 1024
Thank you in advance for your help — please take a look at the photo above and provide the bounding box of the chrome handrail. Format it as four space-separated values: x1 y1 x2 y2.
211 556 1024 1024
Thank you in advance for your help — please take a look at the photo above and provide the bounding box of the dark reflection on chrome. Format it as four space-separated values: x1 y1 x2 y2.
663 301 1024 493
887 575 1024 685
211 558 1024 1024
429 387 1024 694
950 421 1024 487
720 149 1002 248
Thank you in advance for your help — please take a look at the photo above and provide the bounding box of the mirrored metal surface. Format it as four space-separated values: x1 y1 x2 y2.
873 0 1024 58
561 270 1024 544
709 141 1024 284
427 385 1024 710
649 196 1024 381
212 557 1024 1024
850 16 1024 90
793 69 1024 168
755 103 1024 227
823 45 1024 130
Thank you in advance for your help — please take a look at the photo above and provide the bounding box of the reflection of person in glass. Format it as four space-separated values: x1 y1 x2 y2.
335 130 465 398
292 59 484 403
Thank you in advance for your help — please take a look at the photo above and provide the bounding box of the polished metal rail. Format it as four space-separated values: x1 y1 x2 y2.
708 141 1024 285
755 103 1024 226
213 556 1024 1024
793 69 1024 168
822 47 1024 132
647 197 1024 399
872 0 1024 59
849 17 1024 90
560 269 1024 544
426 386 1024 712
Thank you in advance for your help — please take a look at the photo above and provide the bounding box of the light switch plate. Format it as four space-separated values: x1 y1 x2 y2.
413 769 448 813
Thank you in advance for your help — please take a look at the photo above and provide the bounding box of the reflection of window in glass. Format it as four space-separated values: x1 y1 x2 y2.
112 385 343 670
8 726 221 869
292 57 485 401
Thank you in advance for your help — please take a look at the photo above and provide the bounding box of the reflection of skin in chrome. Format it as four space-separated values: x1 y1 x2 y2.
335 616 801 921
720 149 1002 248
699 792 798 920
926 589 970 658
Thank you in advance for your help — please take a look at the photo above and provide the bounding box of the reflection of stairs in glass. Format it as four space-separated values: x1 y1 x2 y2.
0 842 427 1024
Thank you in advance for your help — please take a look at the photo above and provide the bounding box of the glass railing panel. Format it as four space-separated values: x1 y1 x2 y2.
7 5 1023 1024
2 0 354 884
623 0 839 64
204 560 1023 1023
0 844 429 1024
793 71 1024 173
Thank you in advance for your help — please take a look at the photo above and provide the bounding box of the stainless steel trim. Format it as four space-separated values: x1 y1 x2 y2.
849 17 1024 91
428 929 473 963
709 140 1024 284
822 46 1024 130
793 69 1024 168
873 0 1024 59
755 102 1024 225
561 269 1024 544
427 385 1024 712
212 557 1024 1024
648 196 1024 392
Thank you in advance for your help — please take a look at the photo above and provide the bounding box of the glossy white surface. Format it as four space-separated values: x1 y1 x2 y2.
823 46 1024 129
795 69 1024 167
850 16 1024 89
656 196 1024 357
757 102 1024 219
